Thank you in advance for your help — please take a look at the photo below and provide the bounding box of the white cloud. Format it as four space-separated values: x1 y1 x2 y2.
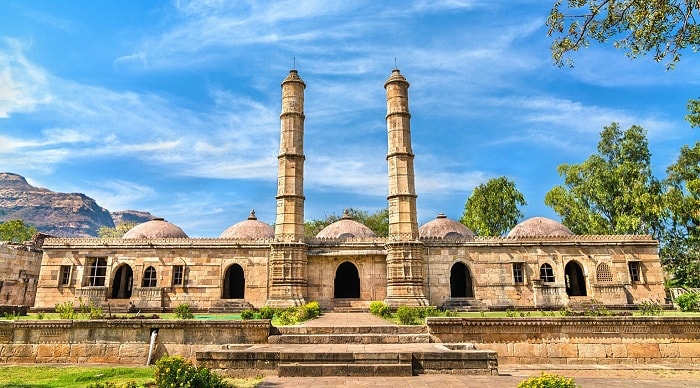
0 38 52 117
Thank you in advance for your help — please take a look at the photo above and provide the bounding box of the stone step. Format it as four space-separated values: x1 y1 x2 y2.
276 325 428 335
268 333 430 344
278 362 413 377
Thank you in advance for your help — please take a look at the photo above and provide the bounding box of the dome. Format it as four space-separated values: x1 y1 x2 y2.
122 218 188 239
507 217 574 238
316 210 377 239
219 210 274 239
419 213 475 238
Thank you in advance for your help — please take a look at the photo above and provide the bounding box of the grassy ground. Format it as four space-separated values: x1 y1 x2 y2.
0 366 262 388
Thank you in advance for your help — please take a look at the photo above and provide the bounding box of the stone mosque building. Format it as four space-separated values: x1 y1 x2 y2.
33 69 666 312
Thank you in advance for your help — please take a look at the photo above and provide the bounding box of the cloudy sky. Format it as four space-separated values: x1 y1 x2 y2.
1 0 698 237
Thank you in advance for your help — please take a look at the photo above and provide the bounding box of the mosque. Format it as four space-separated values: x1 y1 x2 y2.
33 69 666 311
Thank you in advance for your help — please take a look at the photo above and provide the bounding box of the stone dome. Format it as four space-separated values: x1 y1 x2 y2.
219 210 274 239
507 217 574 238
122 218 188 239
419 213 475 238
316 210 377 239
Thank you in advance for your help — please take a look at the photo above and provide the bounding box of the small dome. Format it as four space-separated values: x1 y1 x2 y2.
316 209 377 239
122 218 188 239
220 210 274 239
419 213 475 238
507 217 574 238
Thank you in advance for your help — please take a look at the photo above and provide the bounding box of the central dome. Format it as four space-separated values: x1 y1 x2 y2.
507 217 574 238
122 218 188 239
419 213 475 238
316 210 377 239
219 210 274 239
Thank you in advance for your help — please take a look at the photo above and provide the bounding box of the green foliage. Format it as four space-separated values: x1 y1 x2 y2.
153 356 231 388
303 301 321 319
258 306 276 320
304 208 389 238
274 302 321 325
639 299 664 316
2 311 21 320
86 381 139 388
546 0 700 69
78 298 104 319
545 123 663 237
0 219 37 243
240 309 256 320
174 303 194 319
675 292 700 312
687 98 700 128
518 372 578 388
396 306 419 325
55 301 75 319
97 222 137 238
461 177 526 236
369 301 391 317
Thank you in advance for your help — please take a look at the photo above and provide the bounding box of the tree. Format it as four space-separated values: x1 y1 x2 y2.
662 142 700 287
304 208 389 238
97 222 137 238
544 123 664 236
0 219 37 243
547 0 700 68
460 177 526 236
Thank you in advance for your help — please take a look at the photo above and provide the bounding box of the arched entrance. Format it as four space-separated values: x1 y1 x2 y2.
450 262 474 297
223 264 245 299
565 261 587 296
334 262 360 299
111 265 133 299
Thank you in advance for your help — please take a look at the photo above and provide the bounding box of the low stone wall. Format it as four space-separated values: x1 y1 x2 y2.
427 317 700 364
0 319 270 364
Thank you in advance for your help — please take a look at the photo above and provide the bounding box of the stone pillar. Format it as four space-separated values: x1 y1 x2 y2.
268 70 308 307
384 69 428 307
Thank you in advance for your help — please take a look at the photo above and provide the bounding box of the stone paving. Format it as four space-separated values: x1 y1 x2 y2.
255 313 700 387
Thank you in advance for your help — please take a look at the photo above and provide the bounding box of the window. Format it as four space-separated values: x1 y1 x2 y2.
59 265 71 285
172 265 184 286
142 266 157 287
539 263 555 283
513 263 524 284
86 258 107 286
596 263 613 283
628 262 641 282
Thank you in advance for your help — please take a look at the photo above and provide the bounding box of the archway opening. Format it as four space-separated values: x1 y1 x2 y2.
450 262 474 297
111 265 133 299
223 264 245 299
565 261 587 296
334 261 360 299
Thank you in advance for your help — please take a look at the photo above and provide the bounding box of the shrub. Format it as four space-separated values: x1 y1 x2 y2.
240 309 256 320
418 306 441 318
639 299 664 316
396 306 419 325
174 303 194 319
369 301 390 317
154 355 231 388
304 301 321 319
277 307 297 325
86 382 138 388
55 301 75 319
581 299 612 316
517 373 578 388
258 306 276 320
676 292 700 312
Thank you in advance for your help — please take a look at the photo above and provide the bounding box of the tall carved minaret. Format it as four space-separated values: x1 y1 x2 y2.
384 69 428 306
267 69 307 307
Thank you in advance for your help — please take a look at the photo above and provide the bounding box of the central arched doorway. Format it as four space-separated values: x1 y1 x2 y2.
334 261 360 299
450 262 474 297
223 264 245 299
565 261 587 296
111 264 133 299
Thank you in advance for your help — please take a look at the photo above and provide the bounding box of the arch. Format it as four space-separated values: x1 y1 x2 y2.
223 264 245 299
142 266 157 287
596 263 613 283
450 262 474 298
565 261 587 296
539 263 555 283
334 261 360 298
111 264 133 299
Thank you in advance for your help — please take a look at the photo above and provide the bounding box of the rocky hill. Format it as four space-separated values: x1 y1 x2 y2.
0 173 155 237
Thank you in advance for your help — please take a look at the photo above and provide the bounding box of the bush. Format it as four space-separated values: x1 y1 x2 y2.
304 301 321 319
240 309 256 320
277 307 297 325
517 373 578 388
369 301 390 317
154 355 231 388
86 382 138 388
676 292 700 312
174 303 194 319
258 306 276 319
639 299 664 316
55 301 75 319
418 306 441 318
396 306 419 325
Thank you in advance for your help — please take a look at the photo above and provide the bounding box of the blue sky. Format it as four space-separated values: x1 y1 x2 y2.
1 1 698 237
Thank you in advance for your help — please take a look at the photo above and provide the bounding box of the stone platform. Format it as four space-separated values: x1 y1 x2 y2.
196 313 498 377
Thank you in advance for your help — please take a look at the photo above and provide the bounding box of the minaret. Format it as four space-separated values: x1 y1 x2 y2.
267 69 308 307
384 68 428 306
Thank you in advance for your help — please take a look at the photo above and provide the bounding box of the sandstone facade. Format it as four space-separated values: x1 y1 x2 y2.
0 243 41 307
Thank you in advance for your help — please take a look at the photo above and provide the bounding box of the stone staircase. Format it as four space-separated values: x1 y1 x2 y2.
207 299 253 313
442 297 485 311
269 325 430 344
